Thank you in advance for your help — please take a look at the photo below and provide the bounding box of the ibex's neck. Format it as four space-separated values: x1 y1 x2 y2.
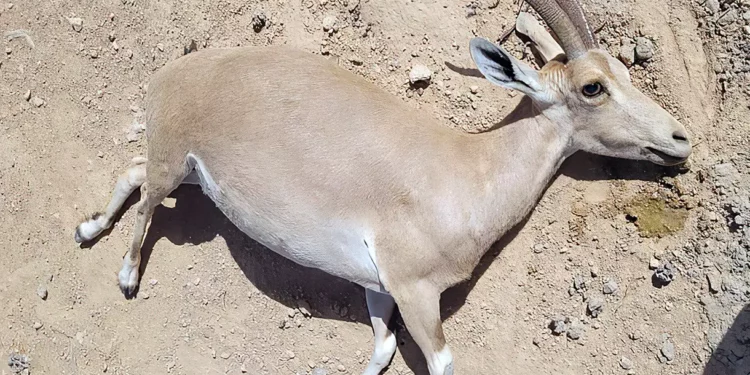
472 97 572 251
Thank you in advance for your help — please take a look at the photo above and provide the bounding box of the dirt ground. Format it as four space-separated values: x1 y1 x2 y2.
1 0 749 374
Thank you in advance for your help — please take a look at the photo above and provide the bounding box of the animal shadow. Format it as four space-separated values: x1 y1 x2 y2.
703 303 750 375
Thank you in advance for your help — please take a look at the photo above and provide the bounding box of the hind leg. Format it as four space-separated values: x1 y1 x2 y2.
75 158 147 243
363 289 397 375
118 160 188 296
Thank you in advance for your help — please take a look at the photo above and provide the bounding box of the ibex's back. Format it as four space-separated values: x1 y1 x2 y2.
145 46 488 291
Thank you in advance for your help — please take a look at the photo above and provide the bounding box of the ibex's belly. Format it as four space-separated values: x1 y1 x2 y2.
186 154 386 293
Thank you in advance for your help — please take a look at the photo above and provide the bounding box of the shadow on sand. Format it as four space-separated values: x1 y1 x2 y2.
83 149 685 374
703 303 750 375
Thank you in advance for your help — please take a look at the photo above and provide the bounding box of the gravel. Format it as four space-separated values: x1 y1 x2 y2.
7 353 29 373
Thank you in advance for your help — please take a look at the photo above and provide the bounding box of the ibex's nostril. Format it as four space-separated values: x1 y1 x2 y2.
672 130 689 143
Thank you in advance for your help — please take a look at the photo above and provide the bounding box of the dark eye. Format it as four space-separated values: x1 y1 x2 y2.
582 82 603 97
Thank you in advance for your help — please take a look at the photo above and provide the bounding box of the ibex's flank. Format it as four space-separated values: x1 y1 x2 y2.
74 0 691 373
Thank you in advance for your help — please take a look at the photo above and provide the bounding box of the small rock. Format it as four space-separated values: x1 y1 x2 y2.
23 90 31 101
284 350 295 360
311 368 328 375
573 274 586 291
193 278 201 286
704 0 719 14
33 322 43 330
634 37 654 62
470 85 479 94
653 261 675 286
337 364 346 372
707 273 721 293
549 316 567 335
533 243 545 254
31 96 45 108
252 12 267 32
409 64 432 84
220 352 230 359
90 49 99 59
156 43 164 52
718 9 738 26
618 39 636 67
67 17 84 32
590 266 599 278
126 49 134 59
603 279 619 295
8 353 29 373
298 301 313 318
587 297 604 318
112 40 120 51
322 15 338 32
532 337 541 346
37 285 48 300
743 26 750 36
108 32 116 42
661 340 675 361
619 356 633 370
649 257 660 270
566 318 585 340
4 47 11 55
140 291 149 299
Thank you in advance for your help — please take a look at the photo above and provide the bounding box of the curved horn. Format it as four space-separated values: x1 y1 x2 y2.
555 0 598 50
523 0 597 59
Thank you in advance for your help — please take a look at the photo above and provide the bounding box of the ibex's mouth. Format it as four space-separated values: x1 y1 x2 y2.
646 147 689 166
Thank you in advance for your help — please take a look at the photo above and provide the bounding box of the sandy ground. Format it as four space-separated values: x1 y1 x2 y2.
1 0 749 374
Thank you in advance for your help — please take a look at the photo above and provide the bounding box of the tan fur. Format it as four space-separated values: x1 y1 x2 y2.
75 12 691 375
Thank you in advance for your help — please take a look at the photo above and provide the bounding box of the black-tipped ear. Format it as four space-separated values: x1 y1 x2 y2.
469 38 543 97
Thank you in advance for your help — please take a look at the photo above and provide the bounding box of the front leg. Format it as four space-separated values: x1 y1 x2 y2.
392 284 454 375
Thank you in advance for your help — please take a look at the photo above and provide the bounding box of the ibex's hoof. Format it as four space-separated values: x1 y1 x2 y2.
118 261 140 298
74 213 104 244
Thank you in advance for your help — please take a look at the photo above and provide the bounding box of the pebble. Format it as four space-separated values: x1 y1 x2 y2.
744 26 750 36
312 368 327 375
193 278 201 286
470 85 479 94
408 64 432 84
322 15 338 32
284 350 295 360
649 257 660 270
618 39 635 67
661 340 675 361
126 49 134 59
549 316 567 335
112 41 120 51
33 322 43 330
31 96 45 107
619 356 633 370
252 12 267 32
37 285 48 300
156 43 164 52
590 266 599 278
573 275 586 291
337 364 346 372
707 273 721 293
603 279 619 294
23 90 31 101
89 49 99 59
140 291 149 299
634 37 654 62
653 261 675 286
587 297 604 318
705 0 719 14
67 17 84 32
220 352 230 359
566 318 585 340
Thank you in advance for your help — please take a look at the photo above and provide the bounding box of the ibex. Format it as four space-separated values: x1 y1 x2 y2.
74 0 691 373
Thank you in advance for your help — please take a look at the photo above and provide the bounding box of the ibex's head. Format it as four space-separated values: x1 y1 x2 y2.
469 0 691 166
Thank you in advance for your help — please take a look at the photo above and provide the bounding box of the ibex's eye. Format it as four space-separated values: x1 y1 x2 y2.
582 82 603 97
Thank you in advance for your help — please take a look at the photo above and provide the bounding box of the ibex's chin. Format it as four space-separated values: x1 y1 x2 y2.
74 0 692 374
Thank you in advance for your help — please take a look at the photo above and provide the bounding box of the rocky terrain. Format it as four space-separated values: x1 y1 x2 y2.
0 0 749 374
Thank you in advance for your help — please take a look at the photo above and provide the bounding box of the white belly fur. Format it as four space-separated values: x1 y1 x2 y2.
185 154 386 293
